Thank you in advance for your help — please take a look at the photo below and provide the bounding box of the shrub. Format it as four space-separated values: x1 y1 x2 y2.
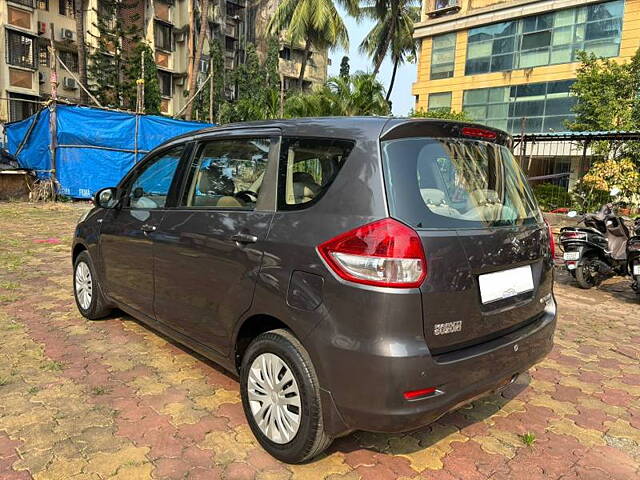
532 183 573 212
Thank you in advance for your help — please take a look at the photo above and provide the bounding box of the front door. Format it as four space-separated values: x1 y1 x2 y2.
153 136 275 354
100 145 184 316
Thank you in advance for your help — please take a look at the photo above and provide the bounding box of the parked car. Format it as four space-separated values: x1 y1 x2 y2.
72 117 557 463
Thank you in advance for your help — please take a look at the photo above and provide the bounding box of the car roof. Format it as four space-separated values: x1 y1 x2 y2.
159 117 511 150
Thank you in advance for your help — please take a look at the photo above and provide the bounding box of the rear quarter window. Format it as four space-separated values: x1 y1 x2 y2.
277 137 354 210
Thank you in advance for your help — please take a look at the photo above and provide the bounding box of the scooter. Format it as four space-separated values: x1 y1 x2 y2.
559 189 631 289
627 217 640 294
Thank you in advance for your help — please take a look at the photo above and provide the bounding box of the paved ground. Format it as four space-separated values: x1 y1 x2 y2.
0 201 639 480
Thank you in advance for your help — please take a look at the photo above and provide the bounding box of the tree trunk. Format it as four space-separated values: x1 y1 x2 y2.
298 39 312 90
74 0 88 104
186 0 196 102
385 57 399 102
185 0 209 120
373 18 396 76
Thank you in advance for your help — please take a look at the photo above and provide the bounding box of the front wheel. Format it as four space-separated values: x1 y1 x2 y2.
73 251 112 319
575 260 599 289
240 329 332 463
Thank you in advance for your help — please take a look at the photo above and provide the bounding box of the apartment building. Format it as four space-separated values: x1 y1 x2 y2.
413 0 640 134
1 0 84 123
1 0 329 122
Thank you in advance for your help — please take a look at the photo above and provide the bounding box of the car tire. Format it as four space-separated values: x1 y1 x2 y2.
240 329 332 463
73 251 112 320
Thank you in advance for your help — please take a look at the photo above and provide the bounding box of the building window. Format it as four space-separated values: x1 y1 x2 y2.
428 92 452 111
462 80 576 133
38 40 50 66
6 29 36 69
59 0 75 17
37 0 48 10
279 47 291 60
9 93 39 122
158 70 172 97
465 0 624 75
430 33 456 80
155 21 173 51
58 50 78 71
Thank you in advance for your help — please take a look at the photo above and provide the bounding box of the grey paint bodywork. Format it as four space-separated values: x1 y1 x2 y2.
73 117 557 438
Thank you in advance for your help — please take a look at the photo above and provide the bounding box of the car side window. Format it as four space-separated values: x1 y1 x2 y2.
183 138 270 209
127 146 183 209
278 138 354 210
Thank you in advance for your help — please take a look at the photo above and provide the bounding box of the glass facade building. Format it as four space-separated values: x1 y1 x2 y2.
465 0 624 75
462 80 577 133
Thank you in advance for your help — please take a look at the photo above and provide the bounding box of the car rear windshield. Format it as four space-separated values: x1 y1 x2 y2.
381 137 542 229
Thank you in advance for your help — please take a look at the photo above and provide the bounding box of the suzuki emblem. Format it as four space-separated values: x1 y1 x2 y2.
513 344 519 352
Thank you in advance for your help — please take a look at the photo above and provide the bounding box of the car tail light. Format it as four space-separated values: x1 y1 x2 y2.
461 127 497 140
546 222 555 259
317 218 427 288
403 387 436 400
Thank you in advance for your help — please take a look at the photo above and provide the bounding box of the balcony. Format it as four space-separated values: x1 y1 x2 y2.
428 0 461 18
8 0 35 9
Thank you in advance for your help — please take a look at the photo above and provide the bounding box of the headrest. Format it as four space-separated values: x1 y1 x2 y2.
420 188 445 205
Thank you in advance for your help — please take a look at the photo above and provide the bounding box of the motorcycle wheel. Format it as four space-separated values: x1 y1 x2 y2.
575 261 598 289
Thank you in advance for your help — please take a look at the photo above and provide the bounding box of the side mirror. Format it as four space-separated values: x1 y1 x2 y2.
94 187 119 209
567 211 577 218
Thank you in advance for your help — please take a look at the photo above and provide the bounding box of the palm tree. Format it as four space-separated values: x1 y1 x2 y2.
359 0 420 93
267 0 359 89
285 73 390 116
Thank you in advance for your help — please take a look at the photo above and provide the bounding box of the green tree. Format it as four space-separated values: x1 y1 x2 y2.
359 0 420 80
87 0 141 109
267 0 359 88
568 48 640 208
124 43 162 115
409 108 472 122
218 41 282 123
339 56 350 79
285 73 390 117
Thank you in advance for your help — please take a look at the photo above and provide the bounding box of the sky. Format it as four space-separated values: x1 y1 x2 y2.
327 7 418 116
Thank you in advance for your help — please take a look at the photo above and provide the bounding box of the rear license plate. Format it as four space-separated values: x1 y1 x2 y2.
634 264 640 276
479 265 534 304
564 251 580 261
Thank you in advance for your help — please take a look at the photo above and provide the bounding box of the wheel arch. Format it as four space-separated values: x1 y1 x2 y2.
72 242 88 264
234 313 293 372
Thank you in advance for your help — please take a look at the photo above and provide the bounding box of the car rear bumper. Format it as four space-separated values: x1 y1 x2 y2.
316 297 557 436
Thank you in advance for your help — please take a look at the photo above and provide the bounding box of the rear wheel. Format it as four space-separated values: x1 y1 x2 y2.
575 259 599 289
240 329 332 463
73 251 112 319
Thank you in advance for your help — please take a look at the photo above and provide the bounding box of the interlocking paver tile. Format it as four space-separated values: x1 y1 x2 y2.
0 202 639 479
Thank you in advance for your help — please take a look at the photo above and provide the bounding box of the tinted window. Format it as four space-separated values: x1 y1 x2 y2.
278 138 354 209
128 146 183 209
183 138 270 209
382 138 541 229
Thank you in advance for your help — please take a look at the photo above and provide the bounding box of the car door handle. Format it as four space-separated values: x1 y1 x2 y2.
141 224 157 233
231 233 258 244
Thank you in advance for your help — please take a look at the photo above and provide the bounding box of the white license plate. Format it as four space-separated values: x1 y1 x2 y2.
564 251 580 261
634 264 640 276
479 265 534 304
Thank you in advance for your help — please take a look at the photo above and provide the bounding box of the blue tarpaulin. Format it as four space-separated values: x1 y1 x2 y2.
5 104 212 198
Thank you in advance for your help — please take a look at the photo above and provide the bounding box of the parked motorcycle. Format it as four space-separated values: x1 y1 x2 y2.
628 217 640 294
559 189 631 289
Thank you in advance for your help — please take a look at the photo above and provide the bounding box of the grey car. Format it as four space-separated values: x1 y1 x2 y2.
72 117 557 463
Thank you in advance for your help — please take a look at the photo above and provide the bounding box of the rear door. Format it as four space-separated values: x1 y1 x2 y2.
381 131 553 354
153 133 278 355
